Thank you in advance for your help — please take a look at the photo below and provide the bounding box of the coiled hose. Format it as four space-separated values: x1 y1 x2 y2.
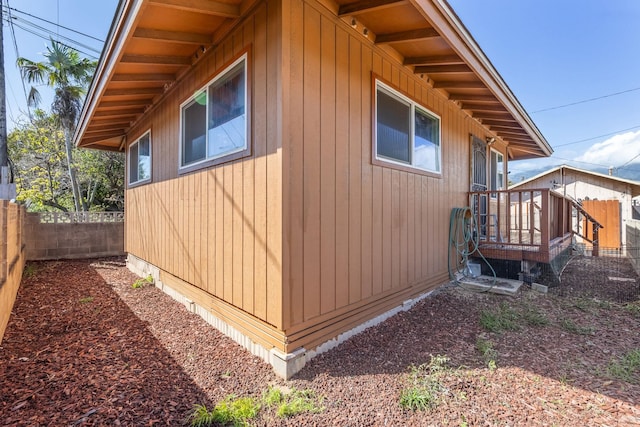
448 207 496 290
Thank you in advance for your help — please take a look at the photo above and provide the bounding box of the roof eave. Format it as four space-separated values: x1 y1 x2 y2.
413 0 552 158
73 0 142 150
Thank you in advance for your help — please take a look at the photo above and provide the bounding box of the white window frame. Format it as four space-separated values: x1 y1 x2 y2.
374 79 441 175
128 130 152 186
489 148 504 198
179 53 249 172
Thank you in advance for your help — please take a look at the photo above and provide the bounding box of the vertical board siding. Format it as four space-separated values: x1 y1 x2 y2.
283 0 473 333
124 0 282 328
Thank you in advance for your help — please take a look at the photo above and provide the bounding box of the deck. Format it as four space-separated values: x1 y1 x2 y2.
469 189 603 264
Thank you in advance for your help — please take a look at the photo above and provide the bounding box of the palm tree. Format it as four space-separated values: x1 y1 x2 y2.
17 39 96 212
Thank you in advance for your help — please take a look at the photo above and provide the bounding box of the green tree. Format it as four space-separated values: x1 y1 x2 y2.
17 39 96 212
8 110 124 212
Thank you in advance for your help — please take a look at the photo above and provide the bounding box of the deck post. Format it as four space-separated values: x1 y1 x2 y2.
540 190 550 248
592 224 599 257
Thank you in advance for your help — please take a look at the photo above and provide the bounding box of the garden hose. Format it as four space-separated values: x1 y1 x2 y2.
448 207 497 291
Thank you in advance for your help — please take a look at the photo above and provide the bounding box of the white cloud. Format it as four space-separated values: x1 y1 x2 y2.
575 130 640 167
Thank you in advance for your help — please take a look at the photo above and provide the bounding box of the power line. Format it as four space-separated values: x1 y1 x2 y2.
5 15 101 56
5 0 31 115
1 4 104 43
5 18 100 59
531 86 640 114
553 124 640 148
618 150 640 170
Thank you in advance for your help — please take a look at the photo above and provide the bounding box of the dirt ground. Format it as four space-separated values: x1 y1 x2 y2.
1 257 639 426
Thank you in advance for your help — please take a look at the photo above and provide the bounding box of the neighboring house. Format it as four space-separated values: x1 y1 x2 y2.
510 165 640 249
73 0 553 378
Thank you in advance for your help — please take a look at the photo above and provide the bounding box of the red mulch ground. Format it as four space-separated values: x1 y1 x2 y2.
1 257 639 426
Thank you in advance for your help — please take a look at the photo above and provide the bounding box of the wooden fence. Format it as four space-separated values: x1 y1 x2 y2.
0 201 26 344
626 219 640 275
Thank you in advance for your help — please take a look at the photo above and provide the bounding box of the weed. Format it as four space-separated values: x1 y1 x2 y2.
573 297 593 312
275 389 323 418
23 263 38 278
559 318 594 335
261 386 324 418
132 274 154 289
479 302 520 333
558 373 573 385
624 302 640 317
606 349 640 384
79 296 94 304
262 386 284 407
476 337 498 370
399 355 450 411
521 307 549 326
189 396 260 427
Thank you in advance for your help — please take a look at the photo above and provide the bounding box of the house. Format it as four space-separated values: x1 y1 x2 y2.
510 165 640 249
73 0 554 378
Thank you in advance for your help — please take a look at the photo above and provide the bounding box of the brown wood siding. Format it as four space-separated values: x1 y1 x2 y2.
124 0 509 353
281 0 490 348
125 0 283 329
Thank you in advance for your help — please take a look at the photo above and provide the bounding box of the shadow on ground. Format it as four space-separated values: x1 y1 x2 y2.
0 259 211 426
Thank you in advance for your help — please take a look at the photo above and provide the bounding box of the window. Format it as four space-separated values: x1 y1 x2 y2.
129 131 151 185
180 54 248 170
374 80 441 174
490 149 504 194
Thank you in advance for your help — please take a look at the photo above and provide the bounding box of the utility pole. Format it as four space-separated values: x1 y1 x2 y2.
0 0 16 199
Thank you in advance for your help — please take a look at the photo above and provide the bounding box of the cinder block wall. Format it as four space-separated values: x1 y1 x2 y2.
24 213 125 260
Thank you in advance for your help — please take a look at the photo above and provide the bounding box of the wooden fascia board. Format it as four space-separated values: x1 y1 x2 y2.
148 0 240 18
74 0 147 149
338 0 408 16
409 0 552 157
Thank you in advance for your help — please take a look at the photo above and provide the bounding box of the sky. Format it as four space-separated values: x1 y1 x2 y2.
3 0 640 180
2 0 118 127
448 0 640 180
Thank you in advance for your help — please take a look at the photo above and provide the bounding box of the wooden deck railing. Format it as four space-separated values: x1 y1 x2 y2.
468 189 603 262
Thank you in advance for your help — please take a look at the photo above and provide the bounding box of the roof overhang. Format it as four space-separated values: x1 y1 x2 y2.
75 0 552 160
